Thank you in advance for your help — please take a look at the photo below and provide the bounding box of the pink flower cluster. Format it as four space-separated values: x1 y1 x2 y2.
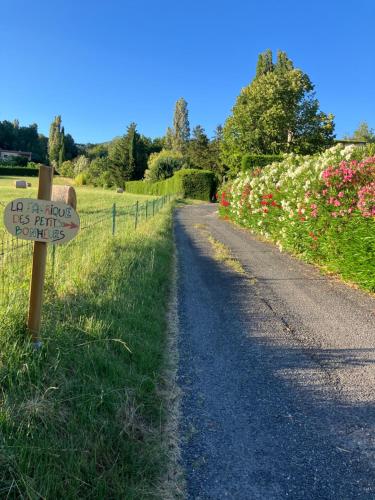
357 182 375 217
322 158 375 189
320 157 375 218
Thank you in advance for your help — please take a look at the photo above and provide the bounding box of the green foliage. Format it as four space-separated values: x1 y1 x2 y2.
172 97 190 152
87 157 115 187
346 121 375 143
222 50 335 173
186 125 210 168
127 168 216 200
164 127 174 150
0 120 48 163
73 155 90 175
144 150 184 181
48 115 64 166
0 155 29 167
108 123 149 186
220 144 375 292
58 160 75 177
85 143 110 159
241 154 283 172
256 48 274 77
74 172 88 186
63 132 78 160
0 166 39 176
175 168 217 200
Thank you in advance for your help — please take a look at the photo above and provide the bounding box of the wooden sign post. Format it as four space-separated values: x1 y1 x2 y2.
28 165 53 345
3 167 80 346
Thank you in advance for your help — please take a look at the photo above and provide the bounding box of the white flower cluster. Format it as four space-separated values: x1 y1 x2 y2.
224 144 358 244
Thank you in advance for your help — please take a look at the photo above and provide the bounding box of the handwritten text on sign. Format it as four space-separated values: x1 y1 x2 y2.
4 198 80 245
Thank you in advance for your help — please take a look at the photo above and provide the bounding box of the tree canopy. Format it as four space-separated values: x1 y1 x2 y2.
221 49 335 172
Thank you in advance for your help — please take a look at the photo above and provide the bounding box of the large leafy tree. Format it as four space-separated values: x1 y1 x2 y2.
222 50 335 171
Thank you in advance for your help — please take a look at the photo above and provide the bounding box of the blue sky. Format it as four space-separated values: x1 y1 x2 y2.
1 0 374 143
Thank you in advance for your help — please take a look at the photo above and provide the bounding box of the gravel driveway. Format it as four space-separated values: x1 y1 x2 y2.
174 203 375 500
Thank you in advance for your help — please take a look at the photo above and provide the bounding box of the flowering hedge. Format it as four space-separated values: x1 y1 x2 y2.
219 145 375 291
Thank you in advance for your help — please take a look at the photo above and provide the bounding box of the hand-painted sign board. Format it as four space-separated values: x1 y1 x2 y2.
4 198 80 245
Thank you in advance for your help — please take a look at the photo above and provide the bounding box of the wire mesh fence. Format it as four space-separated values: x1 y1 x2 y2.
0 194 172 313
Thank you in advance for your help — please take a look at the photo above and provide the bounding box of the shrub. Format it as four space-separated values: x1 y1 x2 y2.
144 150 184 181
75 172 88 186
219 144 375 291
174 169 217 200
58 160 75 177
126 169 217 200
0 166 39 176
0 156 29 167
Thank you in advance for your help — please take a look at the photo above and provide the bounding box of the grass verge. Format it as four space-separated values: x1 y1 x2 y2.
0 205 175 498
192 223 245 275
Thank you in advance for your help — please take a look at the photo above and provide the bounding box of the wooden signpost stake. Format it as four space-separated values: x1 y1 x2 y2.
3 168 80 347
27 165 54 346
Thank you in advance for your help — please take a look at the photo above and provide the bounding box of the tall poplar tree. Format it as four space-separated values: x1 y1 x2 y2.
48 115 63 166
172 98 190 152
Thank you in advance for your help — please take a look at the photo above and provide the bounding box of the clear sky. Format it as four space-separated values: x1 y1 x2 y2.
1 0 374 144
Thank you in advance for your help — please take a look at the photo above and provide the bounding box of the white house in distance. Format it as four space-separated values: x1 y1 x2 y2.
0 149 32 161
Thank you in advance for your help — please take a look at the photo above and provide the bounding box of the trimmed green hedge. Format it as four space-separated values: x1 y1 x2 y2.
241 154 283 171
0 166 40 177
125 169 217 201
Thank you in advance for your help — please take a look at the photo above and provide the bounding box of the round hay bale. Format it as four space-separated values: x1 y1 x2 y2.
52 185 77 209
15 180 27 189
117 188 124 193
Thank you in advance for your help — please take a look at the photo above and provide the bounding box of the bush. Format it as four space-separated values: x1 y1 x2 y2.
58 160 75 177
144 150 184 181
75 172 88 186
219 144 375 291
0 156 29 167
241 154 283 172
126 169 217 201
174 169 217 200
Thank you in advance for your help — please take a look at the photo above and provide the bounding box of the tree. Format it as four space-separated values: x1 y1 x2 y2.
164 127 174 150
108 122 146 185
274 50 293 74
256 49 274 77
144 150 184 181
59 126 65 165
186 125 210 168
222 50 335 172
172 98 190 152
64 133 78 160
347 122 375 143
48 115 64 166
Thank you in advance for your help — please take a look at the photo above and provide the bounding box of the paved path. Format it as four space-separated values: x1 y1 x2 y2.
174 204 375 500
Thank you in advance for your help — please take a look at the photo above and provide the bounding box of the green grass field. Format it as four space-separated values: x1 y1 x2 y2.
0 177 176 498
0 175 154 230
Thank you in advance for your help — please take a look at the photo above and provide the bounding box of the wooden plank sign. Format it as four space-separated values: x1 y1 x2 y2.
4 198 80 245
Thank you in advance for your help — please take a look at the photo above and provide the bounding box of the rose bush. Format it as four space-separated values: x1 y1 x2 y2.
219 145 375 291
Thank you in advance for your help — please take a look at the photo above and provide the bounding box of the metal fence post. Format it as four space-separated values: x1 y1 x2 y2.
51 244 56 279
152 199 155 217
145 200 148 220
135 201 139 229
112 203 116 236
